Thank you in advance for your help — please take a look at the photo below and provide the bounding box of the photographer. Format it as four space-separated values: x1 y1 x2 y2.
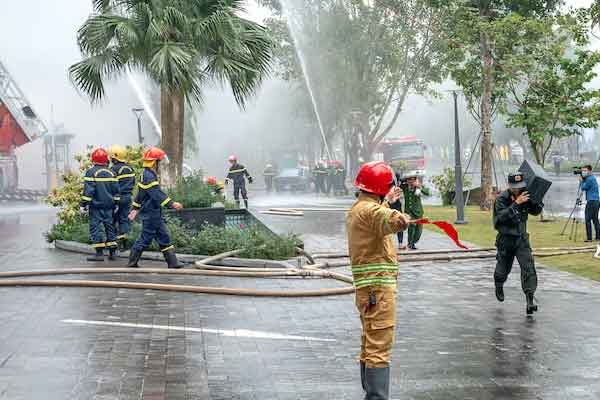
579 164 600 242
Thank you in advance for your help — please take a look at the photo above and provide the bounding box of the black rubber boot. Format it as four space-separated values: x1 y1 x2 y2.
87 248 104 262
108 247 118 261
526 292 538 315
164 249 184 269
364 366 390 400
127 248 142 268
360 361 367 392
244 199 249 209
495 283 504 302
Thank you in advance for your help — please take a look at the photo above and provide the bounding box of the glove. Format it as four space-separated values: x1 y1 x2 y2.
225 179 230 185
79 205 88 214
248 176 254 184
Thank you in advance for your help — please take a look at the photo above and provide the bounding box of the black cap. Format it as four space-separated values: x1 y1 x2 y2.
508 172 527 189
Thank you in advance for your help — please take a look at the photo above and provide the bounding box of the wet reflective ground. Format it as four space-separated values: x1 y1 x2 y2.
0 198 599 399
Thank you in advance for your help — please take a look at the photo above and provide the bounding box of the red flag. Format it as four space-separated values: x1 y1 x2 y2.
413 218 468 249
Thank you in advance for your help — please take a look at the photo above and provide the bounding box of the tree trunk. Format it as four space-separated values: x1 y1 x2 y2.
160 86 185 185
479 9 495 211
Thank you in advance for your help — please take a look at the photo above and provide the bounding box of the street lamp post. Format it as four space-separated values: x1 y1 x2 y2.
452 90 467 224
132 108 144 144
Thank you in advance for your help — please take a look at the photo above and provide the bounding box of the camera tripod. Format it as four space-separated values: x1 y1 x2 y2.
560 187 584 241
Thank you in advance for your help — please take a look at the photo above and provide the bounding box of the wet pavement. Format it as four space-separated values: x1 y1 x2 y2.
0 197 599 399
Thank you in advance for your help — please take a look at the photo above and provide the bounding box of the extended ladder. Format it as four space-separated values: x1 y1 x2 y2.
0 59 47 141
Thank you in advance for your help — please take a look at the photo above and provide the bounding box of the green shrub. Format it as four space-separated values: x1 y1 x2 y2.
45 215 92 244
46 216 299 260
431 168 472 206
167 172 228 209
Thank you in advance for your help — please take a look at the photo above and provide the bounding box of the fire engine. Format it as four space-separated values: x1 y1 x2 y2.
0 58 47 196
377 136 427 176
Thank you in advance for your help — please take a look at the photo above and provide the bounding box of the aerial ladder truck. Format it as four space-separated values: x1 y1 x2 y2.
0 58 48 200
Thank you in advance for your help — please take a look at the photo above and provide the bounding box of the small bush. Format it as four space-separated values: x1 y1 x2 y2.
46 216 300 260
431 168 472 206
166 172 227 209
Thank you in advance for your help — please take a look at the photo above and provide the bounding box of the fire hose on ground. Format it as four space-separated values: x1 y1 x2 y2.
0 241 596 297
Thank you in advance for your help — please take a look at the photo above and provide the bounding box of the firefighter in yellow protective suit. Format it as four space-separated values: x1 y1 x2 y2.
347 161 410 400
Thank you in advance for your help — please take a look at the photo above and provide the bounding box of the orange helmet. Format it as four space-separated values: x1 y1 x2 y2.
354 161 394 196
91 148 109 165
206 176 217 186
143 147 167 161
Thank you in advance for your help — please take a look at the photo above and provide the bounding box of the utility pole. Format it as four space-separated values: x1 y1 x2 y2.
132 108 144 144
452 90 467 224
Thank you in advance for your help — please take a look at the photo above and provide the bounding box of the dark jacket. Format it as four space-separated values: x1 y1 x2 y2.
132 168 174 218
227 163 252 186
81 165 120 209
493 190 543 236
111 161 135 196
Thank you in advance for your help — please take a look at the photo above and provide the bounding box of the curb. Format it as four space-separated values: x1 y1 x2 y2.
54 240 295 269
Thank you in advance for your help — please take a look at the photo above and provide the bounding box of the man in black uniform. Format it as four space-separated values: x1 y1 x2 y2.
494 172 543 315
226 155 253 208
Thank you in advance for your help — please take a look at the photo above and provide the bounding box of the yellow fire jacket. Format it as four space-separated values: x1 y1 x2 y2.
347 193 409 289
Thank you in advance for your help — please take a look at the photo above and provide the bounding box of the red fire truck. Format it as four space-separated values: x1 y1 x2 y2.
377 136 427 176
0 59 47 193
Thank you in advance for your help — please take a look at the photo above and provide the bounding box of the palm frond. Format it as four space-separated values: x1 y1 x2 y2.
203 17 273 107
69 49 126 102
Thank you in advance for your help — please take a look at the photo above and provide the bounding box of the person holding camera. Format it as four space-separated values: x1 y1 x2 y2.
494 172 543 315
580 165 600 242
400 172 430 250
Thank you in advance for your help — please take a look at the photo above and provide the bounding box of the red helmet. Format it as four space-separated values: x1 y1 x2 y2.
354 161 394 196
143 147 167 161
91 148 109 165
228 155 237 162
206 176 217 185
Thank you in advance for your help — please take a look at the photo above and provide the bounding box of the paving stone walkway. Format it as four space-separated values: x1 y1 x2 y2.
0 201 598 399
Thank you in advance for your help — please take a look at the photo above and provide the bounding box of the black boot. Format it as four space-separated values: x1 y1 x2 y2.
360 361 367 392
127 248 142 268
108 247 118 261
118 238 128 252
244 199 249 209
495 283 504 302
87 248 104 262
163 249 184 269
526 292 538 315
364 366 390 400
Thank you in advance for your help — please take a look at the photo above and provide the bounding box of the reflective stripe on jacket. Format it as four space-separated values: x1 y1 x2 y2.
131 168 173 217
111 162 135 196
227 163 251 185
347 193 408 289
81 165 119 209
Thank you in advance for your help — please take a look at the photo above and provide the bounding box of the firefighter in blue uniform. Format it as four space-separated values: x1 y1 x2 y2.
109 145 135 251
127 147 184 269
226 155 253 208
81 148 120 261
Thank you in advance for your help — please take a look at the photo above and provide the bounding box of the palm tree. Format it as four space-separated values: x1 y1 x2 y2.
70 0 273 179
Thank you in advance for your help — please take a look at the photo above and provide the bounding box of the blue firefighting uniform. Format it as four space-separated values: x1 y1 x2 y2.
81 165 120 249
131 168 176 253
111 161 135 240
227 163 252 202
